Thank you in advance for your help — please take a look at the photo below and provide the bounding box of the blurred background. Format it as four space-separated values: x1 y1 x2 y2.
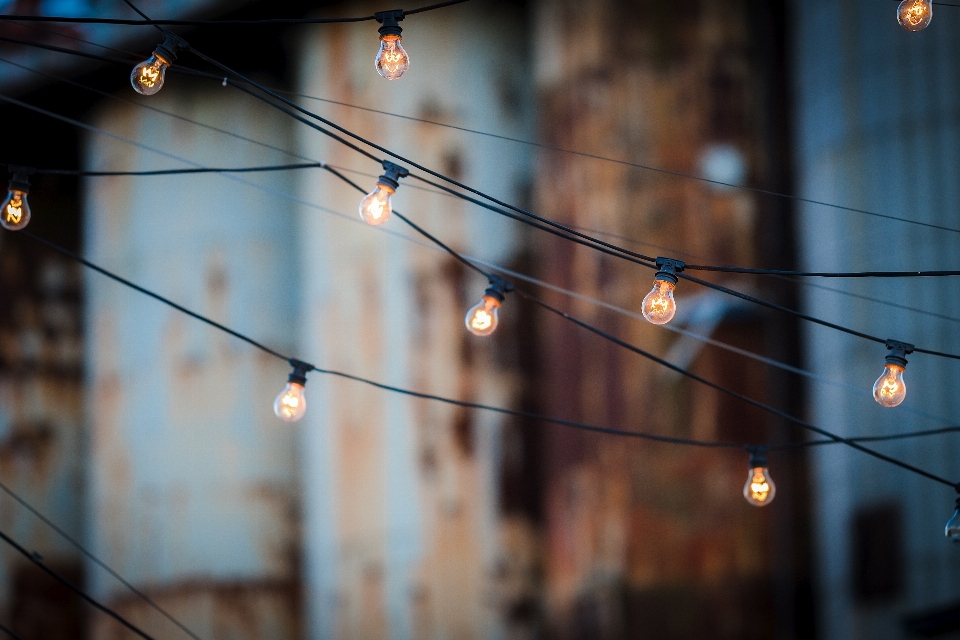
0 0 959 638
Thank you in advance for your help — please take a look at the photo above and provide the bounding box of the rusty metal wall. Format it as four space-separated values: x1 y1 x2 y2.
82 81 302 639
293 1 535 638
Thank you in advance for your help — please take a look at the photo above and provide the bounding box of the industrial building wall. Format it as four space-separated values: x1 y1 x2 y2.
792 1 960 638
293 1 535 638
82 84 303 639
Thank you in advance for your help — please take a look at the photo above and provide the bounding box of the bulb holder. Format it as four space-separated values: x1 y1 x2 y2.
376 160 410 191
483 275 514 303
287 359 312 387
653 257 685 285
884 339 915 368
153 31 188 65
375 9 405 37
746 446 768 469
6 167 32 194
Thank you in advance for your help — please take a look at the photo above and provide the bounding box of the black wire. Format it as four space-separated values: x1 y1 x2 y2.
19 231 292 362
514 288 958 487
773 426 960 451
0 480 207 640
0 624 23 640
6 162 324 177
0 0 469 26
684 264 960 277
0 529 158 640
317 160 960 484
0 33 137 65
119 0 163 33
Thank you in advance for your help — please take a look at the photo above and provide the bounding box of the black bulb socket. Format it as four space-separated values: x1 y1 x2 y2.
153 32 188 65
653 257 685 285
483 275 514 304
746 446 768 469
376 160 410 191
7 168 31 195
375 10 405 38
884 339 915 368
287 359 312 387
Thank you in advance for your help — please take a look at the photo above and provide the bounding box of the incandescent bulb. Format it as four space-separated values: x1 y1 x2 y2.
465 296 500 337
744 466 776 506
642 279 677 325
898 0 932 31
376 35 409 80
359 185 394 225
274 382 306 422
1 190 31 231
947 507 960 544
873 363 907 408
131 53 170 95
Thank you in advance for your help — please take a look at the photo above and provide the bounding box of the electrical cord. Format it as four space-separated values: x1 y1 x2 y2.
0 0 470 26
0 529 158 640
0 623 23 640
7 162 324 176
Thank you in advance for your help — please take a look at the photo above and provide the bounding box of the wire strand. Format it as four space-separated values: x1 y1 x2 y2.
0 529 158 640
6 162 324 176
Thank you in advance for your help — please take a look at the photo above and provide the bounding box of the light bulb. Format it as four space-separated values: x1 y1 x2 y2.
642 279 677 324
898 0 932 31
131 53 170 95
376 35 409 80
359 184 394 225
465 296 501 337
873 363 907 407
274 382 306 422
946 502 960 544
1 189 30 231
743 466 776 507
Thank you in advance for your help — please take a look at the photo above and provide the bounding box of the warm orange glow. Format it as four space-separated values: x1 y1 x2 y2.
131 54 170 96
465 296 501 337
5 194 23 224
376 35 410 80
873 363 906 408
359 184 394 225
898 0 932 31
0 190 30 231
743 467 776 506
641 279 677 325
274 382 307 422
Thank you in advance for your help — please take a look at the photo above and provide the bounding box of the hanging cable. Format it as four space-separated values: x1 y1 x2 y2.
0 0 470 26
4 162 325 176
0 623 22 640
0 529 158 640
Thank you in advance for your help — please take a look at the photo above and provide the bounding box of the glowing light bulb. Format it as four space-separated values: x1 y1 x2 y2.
898 0 932 31
873 363 906 407
130 34 184 96
376 36 410 80
359 161 408 226
374 10 408 80
642 279 677 325
465 276 512 337
466 296 500 337
131 53 170 95
946 500 960 544
274 361 311 423
744 467 776 506
873 341 913 408
743 449 776 507
274 382 306 422
642 259 684 325
359 185 394 225
1 171 32 231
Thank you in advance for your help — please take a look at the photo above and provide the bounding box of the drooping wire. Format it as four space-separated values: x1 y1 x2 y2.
0 623 23 640
0 0 470 26
0 480 207 640
6 162 324 176
0 529 158 640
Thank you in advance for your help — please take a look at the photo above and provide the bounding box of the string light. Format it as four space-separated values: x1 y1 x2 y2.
274 360 311 422
642 258 684 325
946 489 960 544
131 32 186 95
873 340 914 408
743 448 776 507
359 161 409 225
465 275 513 337
374 10 409 80
898 0 933 31
1 168 32 231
